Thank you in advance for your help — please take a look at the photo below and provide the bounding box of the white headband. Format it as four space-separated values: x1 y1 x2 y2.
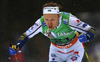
43 7 60 14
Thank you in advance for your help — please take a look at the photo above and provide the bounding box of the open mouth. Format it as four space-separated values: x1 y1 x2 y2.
49 26 53 29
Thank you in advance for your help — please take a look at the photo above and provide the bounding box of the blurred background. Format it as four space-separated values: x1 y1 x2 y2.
0 0 100 62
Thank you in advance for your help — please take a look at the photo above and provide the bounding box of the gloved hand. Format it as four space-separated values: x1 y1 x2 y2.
78 33 87 43
9 44 19 55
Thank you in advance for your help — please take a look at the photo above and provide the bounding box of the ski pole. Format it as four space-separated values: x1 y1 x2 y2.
14 54 19 62
76 32 90 62
82 43 91 62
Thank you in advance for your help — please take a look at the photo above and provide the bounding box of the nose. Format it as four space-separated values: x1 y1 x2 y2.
48 21 52 25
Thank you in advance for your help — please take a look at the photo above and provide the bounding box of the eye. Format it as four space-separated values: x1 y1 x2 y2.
51 19 55 21
45 19 48 21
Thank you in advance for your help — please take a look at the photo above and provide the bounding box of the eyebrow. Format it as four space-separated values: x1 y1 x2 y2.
45 19 55 21
51 19 55 21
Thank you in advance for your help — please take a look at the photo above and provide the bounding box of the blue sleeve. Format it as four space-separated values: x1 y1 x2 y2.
16 32 29 49
86 27 97 41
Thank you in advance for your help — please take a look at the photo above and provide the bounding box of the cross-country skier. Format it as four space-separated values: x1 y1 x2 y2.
9 2 97 62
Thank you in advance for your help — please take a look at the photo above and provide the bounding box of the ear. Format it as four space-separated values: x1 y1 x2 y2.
58 13 61 18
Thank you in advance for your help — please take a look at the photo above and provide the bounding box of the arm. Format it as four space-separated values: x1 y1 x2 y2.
69 14 97 42
9 19 42 55
17 19 42 49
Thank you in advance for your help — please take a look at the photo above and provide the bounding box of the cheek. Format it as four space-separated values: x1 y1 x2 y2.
55 20 59 25
44 21 48 24
53 21 58 27
45 21 52 26
46 22 49 26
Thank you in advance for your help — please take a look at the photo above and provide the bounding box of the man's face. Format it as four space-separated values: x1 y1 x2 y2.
43 14 61 30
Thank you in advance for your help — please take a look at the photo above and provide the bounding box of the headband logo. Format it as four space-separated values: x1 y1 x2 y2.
43 7 60 14
48 10 51 12
54 8 56 10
